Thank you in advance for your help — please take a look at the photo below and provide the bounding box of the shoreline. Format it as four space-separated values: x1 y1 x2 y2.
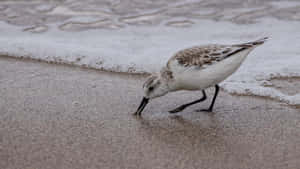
1 54 298 109
0 54 150 77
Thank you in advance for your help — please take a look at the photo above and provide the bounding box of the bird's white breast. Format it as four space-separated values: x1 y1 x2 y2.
170 48 253 90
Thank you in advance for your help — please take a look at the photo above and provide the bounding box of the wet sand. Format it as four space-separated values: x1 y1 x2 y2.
0 56 300 169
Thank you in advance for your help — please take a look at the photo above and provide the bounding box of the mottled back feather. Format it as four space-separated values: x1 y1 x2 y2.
167 44 240 68
167 37 268 69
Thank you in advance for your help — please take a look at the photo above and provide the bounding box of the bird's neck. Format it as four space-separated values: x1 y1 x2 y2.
158 67 173 90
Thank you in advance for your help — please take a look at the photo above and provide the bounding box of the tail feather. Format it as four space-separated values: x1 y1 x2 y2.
234 37 269 48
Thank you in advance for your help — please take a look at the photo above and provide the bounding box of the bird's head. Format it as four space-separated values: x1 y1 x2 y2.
143 74 169 99
134 74 169 115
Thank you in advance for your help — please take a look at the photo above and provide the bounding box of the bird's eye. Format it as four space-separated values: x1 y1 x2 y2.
149 87 154 91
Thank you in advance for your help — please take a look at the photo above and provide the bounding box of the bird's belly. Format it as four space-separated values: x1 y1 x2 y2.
176 50 250 90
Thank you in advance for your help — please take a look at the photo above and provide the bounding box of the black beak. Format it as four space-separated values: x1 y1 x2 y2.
134 97 149 115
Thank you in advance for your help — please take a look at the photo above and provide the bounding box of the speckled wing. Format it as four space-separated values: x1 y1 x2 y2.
167 37 268 70
167 44 247 70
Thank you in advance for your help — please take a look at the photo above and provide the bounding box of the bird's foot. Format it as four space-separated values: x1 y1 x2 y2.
169 105 186 114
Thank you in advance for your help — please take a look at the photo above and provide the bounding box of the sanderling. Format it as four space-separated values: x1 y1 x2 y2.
135 37 268 115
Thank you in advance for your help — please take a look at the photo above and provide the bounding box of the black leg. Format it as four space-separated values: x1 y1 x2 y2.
200 84 219 112
169 90 207 113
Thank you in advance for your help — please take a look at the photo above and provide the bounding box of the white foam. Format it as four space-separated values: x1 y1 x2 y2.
0 18 300 106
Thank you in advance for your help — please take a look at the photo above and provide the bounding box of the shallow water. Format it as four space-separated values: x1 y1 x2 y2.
0 0 300 106
1 0 300 29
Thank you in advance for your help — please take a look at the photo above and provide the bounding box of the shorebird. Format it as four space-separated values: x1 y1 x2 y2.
134 37 268 115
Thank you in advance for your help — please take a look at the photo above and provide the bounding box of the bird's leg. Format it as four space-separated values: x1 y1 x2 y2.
199 84 219 112
169 90 207 113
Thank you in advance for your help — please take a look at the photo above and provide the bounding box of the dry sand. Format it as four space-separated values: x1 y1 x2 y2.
0 56 299 169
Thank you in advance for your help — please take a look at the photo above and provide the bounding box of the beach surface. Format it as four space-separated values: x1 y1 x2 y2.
1 56 299 169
